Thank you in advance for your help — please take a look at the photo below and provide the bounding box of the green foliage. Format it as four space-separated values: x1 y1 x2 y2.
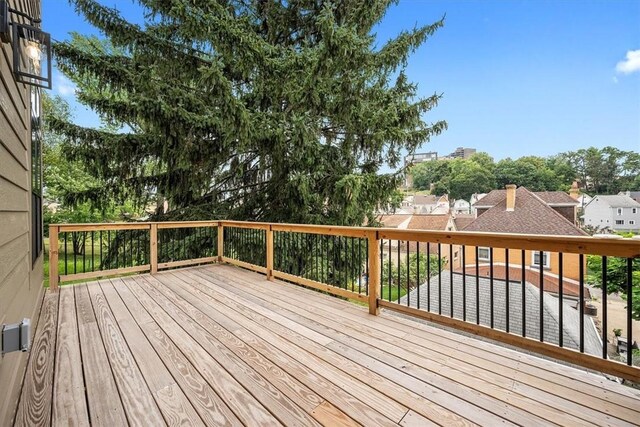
587 255 640 320
409 146 639 198
559 147 640 194
381 252 445 295
52 0 447 225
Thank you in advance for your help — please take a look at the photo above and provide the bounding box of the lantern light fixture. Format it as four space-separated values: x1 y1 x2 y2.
0 0 51 89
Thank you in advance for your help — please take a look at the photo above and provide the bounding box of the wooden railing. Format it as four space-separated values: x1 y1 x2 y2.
49 221 640 382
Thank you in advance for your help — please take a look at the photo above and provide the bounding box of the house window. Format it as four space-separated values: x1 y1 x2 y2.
633 208 637 214
532 251 551 268
617 208 623 215
31 88 43 265
630 220 636 225
477 247 490 261
615 220 624 225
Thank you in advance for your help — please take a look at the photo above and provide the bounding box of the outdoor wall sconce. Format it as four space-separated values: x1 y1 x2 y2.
0 0 51 89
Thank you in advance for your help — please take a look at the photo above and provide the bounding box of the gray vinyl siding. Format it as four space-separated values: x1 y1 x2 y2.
584 197 640 232
0 1 45 425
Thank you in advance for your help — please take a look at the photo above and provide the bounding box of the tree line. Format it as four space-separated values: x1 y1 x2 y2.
409 148 640 201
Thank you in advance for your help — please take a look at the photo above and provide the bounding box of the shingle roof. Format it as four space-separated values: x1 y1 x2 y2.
378 214 412 228
474 189 577 207
473 190 506 207
413 195 438 205
397 273 601 356
592 195 640 208
453 214 475 230
534 191 579 205
407 214 451 231
462 187 587 236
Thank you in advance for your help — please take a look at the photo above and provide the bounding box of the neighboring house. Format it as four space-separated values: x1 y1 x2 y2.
398 274 601 356
452 199 471 215
412 194 438 213
459 186 589 298
474 188 579 225
583 195 640 232
0 0 46 423
619 191 640 204
453 213 475 230
469 192 486 215
378 213 457 260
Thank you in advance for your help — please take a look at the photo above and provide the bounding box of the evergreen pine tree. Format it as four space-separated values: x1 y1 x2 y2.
53 0 447 224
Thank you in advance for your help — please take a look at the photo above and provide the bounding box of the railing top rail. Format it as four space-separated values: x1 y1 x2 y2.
50 220 640 258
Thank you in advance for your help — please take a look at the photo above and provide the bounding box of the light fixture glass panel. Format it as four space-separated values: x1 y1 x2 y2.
12 22 51 89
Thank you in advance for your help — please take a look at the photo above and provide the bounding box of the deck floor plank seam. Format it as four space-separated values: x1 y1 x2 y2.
211 264 640 411
85 280 166 426
129 274 321 427
192 266 636 426
209 264 640 402
17 265 640 427
97 279 206 426
163 269 480 427
152 272 402 425
73 284 129 427
210 265 640 422
52 286 89 426
120 276 283 426
109 277 243 427
186 268 550 426
14 290 59 427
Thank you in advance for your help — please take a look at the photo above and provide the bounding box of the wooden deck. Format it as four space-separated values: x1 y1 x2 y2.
14 264 640 426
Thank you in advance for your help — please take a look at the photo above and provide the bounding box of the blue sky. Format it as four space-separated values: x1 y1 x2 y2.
44 0 640 164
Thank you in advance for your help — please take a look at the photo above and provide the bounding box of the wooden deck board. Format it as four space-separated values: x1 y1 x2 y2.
18 264 640 427
202 265 640 426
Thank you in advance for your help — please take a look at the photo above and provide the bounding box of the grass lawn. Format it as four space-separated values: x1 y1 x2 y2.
44 237 112 287
380 284 408 302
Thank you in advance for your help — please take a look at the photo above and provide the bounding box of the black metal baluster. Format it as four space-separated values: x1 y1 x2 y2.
539 251 544 342
462 245 466 321
99 231 102 271
108 230 112 269
352 237 356 292
416 242 420 310
522 250 526 337
580 253 585 352
82 232 86 273
64 232 68 275
449 244 454 318
602 256 608 358
490 247 494 328
627 258 633 366
558 253 563 347
438 243 442 315
358 238 362 294
73 232 77 274
476 246 480 325
397 241 401 301
387 239 392 301
407 241 410 307
91 231 95 272
505 248 510 333
427 242 431 312
137 230 141 265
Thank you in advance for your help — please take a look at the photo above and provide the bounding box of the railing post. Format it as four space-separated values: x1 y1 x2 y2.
49 225 59 291
150 223 158 274
368 230 380 315
217 222 224 262
266 225 274 280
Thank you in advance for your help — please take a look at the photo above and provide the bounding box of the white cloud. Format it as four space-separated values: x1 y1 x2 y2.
615 49 640 74
55 74 77 97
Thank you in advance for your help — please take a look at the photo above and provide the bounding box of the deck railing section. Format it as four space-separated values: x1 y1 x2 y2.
49 221 640 382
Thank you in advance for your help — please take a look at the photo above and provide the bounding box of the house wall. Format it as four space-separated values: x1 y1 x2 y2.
611 207 640 231
551 206 576 225
584 199 640 231
457 246 583 284
0 0 45 424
